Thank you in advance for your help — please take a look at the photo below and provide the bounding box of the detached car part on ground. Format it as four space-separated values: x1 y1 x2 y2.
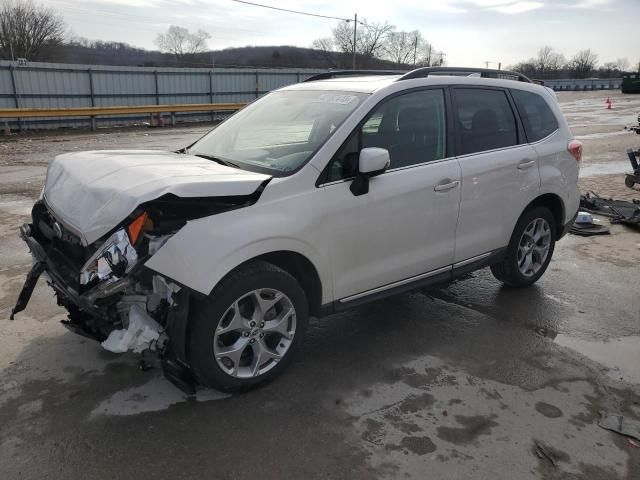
11 67 581 393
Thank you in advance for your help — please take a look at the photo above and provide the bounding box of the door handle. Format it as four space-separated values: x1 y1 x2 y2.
517 160 536 170
434 180 460 192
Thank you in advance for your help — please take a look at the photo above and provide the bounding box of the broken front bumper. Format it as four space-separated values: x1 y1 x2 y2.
11 223 133 323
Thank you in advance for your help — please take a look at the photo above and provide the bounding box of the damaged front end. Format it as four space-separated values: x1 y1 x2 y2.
11 192 260 393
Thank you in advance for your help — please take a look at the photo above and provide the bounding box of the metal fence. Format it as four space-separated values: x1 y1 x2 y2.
0 61 626 130
0 61 325 130
544 78 622 91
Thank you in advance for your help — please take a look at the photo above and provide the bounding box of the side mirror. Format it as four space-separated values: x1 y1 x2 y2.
359 147 390 175
350 147 390 196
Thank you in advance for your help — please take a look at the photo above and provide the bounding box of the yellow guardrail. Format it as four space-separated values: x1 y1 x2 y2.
0 103 247 119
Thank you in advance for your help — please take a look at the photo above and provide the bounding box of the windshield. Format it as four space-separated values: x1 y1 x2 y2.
188 90 367 174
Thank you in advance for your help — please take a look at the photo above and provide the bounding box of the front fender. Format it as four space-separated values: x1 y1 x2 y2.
144 206 331 302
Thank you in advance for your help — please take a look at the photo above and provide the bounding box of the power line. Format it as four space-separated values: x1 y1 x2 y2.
232 0 365 68
231 0 352 22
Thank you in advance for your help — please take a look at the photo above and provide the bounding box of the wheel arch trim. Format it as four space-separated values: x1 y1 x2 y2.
522 193 566 239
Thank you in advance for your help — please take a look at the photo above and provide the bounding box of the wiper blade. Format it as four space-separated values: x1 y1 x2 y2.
193 153 240 169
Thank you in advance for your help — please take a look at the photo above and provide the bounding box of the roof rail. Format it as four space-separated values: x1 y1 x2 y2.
303 70 405 82
397 67 532 83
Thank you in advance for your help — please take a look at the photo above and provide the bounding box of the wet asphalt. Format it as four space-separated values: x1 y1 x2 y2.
1 95 640 479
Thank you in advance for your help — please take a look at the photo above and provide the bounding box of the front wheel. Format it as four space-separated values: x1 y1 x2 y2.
189 261 308 392
490 206 556 287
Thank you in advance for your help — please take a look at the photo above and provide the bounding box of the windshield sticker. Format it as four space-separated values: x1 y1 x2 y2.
314 94 358 105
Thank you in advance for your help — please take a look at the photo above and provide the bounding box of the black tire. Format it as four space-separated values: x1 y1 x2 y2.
189 260 308 392
625 176 636 189
490 206 556 288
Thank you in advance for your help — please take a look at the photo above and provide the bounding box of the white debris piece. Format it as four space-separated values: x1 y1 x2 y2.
101 304 163 354
151 275 181 306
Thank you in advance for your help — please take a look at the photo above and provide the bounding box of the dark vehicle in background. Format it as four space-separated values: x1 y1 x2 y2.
621 72 640 93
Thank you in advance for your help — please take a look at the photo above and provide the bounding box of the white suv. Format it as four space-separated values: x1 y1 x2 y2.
12 67 582 392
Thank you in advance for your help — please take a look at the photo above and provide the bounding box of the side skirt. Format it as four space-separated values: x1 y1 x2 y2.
319 247 507 316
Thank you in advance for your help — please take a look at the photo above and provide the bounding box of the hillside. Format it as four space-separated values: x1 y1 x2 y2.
47 43 411 70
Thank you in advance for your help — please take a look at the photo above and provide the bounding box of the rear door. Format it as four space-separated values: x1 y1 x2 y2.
452 87 540 263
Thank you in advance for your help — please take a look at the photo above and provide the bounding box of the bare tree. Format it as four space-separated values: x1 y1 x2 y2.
384 30 417 65
311 37 338 67
384 30 436 67
330 19 393 58
155 25 210 59
331 20 355 54
569 49 598 78
616 57 630 72
358 20 394 58
510 60 538 78
535 46 565 76
312 37 334 52
0 0 65 60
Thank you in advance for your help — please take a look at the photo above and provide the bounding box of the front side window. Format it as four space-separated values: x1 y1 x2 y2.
327 89 447 182
188 90 366 174
454 88 518 155
511 89 559 143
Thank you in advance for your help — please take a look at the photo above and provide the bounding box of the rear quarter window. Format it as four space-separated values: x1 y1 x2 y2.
511 89 559 142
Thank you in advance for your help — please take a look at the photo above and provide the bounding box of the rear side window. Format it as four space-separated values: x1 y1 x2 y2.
454 89 518 155
511 89 559 142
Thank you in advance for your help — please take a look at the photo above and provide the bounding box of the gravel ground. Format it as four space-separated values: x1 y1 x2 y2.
0 90 639 480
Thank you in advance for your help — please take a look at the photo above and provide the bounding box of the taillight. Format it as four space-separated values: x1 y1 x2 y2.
568 140 582 162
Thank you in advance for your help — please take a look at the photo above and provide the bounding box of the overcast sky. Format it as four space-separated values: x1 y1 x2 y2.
45 0 639 68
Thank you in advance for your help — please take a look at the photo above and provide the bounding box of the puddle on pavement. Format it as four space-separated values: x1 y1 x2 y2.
89 376 230 417
579 161 631 178
554 335 640 384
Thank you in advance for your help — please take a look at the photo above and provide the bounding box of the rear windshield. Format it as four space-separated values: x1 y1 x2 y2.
189 90 367 174
511 89 559 142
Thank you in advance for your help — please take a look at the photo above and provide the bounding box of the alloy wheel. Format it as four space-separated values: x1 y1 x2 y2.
517 217 551 277
213 288 296 378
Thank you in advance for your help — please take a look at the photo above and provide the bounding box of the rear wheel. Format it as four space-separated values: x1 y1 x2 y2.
490 206 556 287
189 261 308 392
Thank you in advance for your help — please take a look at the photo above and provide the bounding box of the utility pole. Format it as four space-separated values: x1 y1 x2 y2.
498 62 501 71
427 44 432 66
413 36 418 66
485 61 489 69
352 13 357 70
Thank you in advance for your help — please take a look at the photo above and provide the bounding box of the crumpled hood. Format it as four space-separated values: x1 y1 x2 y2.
43 150 271 245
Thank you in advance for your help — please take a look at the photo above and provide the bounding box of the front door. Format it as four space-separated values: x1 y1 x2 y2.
318 88 462 301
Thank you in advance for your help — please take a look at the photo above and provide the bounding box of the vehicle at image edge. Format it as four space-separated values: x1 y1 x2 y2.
621 71 640 94
11 67 582 393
